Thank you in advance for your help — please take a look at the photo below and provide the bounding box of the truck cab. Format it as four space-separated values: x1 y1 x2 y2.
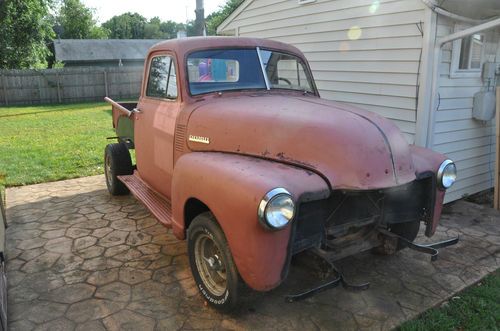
104 37 457 310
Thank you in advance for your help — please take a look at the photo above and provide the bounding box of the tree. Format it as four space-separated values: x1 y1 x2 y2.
144 17 162 39
103 14 185 40
206 0 244 36
55 0 107 39
159 20 182 39
0 0 55 69
102 13 147 39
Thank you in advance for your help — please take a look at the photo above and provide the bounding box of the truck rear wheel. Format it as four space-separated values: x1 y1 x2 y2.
104 143 133 195
187 212 241 311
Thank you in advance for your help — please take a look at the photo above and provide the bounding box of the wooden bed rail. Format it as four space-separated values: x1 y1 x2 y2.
104 97 132 117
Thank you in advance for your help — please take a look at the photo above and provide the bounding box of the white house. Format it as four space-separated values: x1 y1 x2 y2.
218 0 500 202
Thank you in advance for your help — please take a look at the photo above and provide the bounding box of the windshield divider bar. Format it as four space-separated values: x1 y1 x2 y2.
256 47 270 90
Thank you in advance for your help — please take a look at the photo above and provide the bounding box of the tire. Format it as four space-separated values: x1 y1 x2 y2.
187 212 241 311
104 143 133 196
375 221 420 255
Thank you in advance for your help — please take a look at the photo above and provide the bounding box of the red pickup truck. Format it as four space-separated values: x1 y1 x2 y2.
104 37 458 310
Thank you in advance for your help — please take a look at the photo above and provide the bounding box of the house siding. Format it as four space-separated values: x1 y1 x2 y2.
219 0 500 202
219 0 427 143
433 16 500 202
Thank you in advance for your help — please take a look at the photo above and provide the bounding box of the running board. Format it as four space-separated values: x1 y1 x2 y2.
118 173 173 226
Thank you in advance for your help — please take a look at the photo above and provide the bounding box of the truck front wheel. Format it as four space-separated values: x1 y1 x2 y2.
104 143 133 196
187 212 241 311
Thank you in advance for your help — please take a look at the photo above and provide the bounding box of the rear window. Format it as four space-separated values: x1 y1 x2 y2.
187 49 266 95
188 59 240 83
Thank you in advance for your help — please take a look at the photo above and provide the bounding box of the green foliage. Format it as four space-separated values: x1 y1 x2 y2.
0 102 114 186
55 0 107 39
0 0 245 69
99 0 244 39
160 20 184 39
103 13 187 40
399 270 500 331
206 0 244 35
0 0 55 69
52 60 65 68
102 12 148 39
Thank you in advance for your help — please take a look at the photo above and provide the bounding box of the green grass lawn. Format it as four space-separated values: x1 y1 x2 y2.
399 270 500 331
0 102 115 186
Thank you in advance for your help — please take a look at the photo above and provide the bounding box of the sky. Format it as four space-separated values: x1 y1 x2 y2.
82 0 229 24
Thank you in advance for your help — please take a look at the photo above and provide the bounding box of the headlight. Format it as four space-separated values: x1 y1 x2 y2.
258 188 295 230
437 159 457 189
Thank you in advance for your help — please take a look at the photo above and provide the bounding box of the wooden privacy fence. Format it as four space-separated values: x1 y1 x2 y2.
0 67 144 106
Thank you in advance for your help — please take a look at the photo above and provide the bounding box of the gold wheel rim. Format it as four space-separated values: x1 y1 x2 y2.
194 233 227 297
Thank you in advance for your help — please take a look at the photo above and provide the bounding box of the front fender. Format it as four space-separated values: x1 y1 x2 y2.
171 152 329 291
410 145 448 236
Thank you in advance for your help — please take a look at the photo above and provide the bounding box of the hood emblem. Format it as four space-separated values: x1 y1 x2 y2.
189 135 210 144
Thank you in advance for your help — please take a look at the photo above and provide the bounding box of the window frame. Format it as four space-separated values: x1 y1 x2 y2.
184 46 318 97
450 24 486 79
261 49 315 93
144 53 179 101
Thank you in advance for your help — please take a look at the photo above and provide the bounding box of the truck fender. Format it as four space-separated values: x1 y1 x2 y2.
410 145 448 236
171 152 329 291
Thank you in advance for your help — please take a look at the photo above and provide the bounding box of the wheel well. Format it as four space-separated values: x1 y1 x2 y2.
184 198 210 231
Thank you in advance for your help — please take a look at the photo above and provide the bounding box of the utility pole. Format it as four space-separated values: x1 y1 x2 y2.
194 0 205 36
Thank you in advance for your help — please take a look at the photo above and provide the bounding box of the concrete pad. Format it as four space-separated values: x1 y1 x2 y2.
5 176 500 330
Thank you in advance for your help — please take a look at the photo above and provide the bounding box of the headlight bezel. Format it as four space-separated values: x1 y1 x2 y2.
437 159 457 189
258 188 295 230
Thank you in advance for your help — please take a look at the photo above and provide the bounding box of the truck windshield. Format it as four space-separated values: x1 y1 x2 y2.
187 48 314 96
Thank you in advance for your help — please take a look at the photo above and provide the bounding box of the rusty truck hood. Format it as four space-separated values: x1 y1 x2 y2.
185 94 416 190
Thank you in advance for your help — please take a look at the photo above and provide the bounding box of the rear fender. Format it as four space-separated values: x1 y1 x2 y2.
171 152 329 291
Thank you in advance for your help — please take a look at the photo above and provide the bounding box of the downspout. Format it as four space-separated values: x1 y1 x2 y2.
426 16 500 148
420 0 490 24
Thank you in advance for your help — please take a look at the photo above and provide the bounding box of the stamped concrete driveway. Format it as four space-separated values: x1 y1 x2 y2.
5 176 500 331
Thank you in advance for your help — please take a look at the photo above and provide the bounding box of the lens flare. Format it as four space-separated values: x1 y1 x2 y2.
369 0 380 14
347 26 362 40
339 41 350 52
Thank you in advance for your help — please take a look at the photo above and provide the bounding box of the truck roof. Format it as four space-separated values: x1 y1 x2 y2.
148 36 305 59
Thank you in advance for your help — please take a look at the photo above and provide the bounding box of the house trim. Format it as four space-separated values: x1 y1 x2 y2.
217 0 255 34
415 7 438 147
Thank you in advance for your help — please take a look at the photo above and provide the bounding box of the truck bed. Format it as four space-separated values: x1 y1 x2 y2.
105 97 136 145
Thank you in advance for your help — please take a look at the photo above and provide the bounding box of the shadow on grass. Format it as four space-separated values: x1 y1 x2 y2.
0 106 111 119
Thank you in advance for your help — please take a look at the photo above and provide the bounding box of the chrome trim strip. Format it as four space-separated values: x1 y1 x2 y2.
437 159 455 189
256 47 271 90
257 188 294 230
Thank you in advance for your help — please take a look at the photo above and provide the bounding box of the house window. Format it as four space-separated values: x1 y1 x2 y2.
459 34 484 70
451 27 485 78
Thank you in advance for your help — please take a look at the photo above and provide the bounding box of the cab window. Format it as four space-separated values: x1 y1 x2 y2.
146 55 177 99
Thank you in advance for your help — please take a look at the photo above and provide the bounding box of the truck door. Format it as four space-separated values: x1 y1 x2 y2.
134 53 179 198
